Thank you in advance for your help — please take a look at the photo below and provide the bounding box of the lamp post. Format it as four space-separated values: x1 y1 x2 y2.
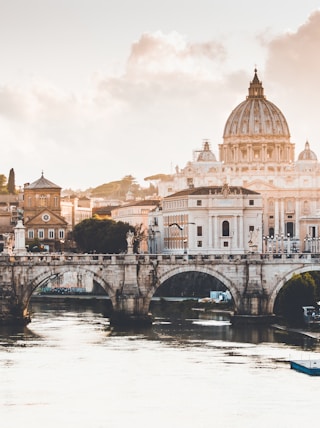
169 222 195 254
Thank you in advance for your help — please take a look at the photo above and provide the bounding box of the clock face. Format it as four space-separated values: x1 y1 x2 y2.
42 213 51 222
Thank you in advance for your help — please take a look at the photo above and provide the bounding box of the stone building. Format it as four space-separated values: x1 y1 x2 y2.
151 184 262 255
22 173 68 251
157 70 320 253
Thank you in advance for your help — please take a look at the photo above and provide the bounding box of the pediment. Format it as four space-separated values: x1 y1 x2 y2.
25 208 68 226
244 179 279 191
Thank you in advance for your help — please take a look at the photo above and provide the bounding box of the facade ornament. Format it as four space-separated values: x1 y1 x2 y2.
222 183 230 197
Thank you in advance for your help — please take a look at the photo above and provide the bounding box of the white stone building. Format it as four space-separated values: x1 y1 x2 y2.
150 184 262 255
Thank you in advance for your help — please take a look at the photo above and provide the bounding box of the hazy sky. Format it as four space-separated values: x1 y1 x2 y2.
1 0 320 190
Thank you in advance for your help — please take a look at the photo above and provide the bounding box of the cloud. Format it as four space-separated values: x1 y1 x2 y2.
264 10 320 147
127 31 226 76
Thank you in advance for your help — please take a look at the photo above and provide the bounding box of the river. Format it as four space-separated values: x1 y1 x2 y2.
0 299 319 428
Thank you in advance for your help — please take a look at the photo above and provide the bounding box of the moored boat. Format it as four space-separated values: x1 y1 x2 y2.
290 359 320 376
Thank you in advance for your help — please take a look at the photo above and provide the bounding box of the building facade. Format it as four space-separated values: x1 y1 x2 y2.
150 184 262 255
22 173 68 252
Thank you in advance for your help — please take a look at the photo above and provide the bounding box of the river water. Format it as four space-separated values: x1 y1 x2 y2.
0 299 320 428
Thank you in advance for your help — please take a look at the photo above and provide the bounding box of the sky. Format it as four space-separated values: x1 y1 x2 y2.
0 0 320 190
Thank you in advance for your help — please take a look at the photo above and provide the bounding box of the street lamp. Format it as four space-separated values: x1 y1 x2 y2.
169 222 195 254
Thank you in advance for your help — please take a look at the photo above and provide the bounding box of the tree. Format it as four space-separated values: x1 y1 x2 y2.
73 218 133 253
7 168 16 194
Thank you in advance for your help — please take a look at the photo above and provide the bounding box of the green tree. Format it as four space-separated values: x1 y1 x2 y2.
73 218 133 253
7 168 16 194
275 273 316 324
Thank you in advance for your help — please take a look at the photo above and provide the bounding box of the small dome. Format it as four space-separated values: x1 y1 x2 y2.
223 69 290 140
298 141 318 161
197 141 216 162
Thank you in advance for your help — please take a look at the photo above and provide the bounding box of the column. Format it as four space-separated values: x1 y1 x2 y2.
295 199 300 240
280 199 285 235
274 199 279 236
239 215 244 250
233 215 238 250
208 216 212 249
213 215 218 249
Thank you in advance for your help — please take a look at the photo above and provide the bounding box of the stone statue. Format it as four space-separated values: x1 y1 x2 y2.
3 233 13 255
126 230 134 249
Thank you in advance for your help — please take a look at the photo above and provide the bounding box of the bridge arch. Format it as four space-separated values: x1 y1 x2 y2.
268 265 320 313
27 265 115 305
147 264 241 310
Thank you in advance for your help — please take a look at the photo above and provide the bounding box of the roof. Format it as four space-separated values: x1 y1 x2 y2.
111 200 160 210
165 185 260 199
25 173 61 190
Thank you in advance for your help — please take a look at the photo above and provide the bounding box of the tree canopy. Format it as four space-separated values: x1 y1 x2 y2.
73 218 133 253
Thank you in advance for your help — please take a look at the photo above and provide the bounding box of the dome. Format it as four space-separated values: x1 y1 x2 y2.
223 70 290 140
298 141 318 161
197 141 217 162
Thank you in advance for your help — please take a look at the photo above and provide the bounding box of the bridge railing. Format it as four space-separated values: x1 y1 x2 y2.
0 251 319 265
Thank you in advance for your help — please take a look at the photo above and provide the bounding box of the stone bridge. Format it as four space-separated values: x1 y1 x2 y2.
0 251 319 325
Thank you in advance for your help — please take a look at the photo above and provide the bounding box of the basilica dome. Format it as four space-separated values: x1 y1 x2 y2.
298 141 318 161
223 69 290 141
196 141 217 162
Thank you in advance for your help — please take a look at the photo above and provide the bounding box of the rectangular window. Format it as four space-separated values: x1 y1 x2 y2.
197 200 202 206
197 241 202 247
48 229 55 239
38 229 44 239
54 196 58 207
28 229 34 239
58 229 65 239
197 226 202 236
249 225 254 232
249 200 254 206
223 241 229 247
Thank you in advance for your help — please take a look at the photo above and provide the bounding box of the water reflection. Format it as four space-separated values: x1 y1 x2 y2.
1 299 320 428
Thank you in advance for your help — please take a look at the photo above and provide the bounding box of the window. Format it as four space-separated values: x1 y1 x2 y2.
249 200 254 206
48 229 55 239
58 229 65 240
197 226 202 236
249 225 254 232
197 241 202 247
38 229 44 239
39 195 47 207
197 200 202 206
54 196 58 207
28 229 34 239
223 241 229 247
222 220 230 236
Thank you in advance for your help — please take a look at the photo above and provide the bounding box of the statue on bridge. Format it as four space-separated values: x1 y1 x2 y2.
248 229 259 252
3 233 13 256
126 230 135 254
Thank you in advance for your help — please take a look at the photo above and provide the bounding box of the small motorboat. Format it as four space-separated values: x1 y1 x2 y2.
290 359 320 376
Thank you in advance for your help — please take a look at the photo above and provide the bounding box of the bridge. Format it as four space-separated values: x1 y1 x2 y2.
0 250 320 326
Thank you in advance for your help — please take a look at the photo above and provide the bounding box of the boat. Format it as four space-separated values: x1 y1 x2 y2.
290 359 320 376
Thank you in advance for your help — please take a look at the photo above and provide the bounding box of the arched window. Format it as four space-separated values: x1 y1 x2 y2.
222 221 230 237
